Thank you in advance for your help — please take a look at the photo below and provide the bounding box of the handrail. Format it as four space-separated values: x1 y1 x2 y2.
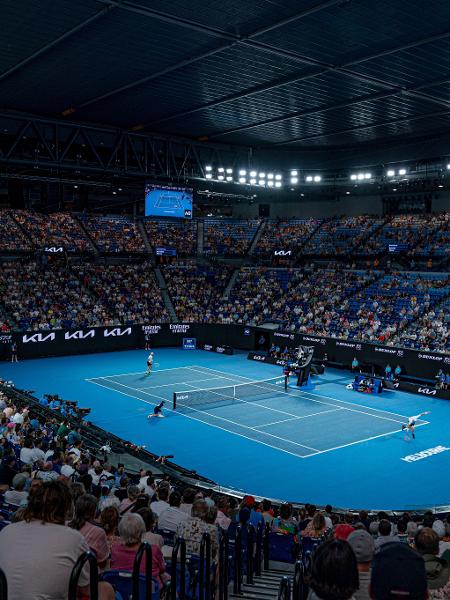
233 525 242 595
133 541 153 600
0 566 7 600
292 560 306 600
278 576 291 600
246 524 255 585
201 532 212 600
171 537 187 600
218 531 229 600
263 523 270 571
68 551 98 600
255 521 263 576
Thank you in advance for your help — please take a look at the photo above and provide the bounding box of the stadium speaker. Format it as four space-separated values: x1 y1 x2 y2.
259 203 270 217
8 180 25 208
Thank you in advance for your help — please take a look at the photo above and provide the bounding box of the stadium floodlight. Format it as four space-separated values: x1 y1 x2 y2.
267 173 274 179
314 175 321 182
226 168 233 174
346 191 350 195
357 173 364 180
226 176 233 181
447 164 450 170
267 180 274 187
250 170 257 177
306 175 313 182
398 168 406 175
364 173 371 179
239 169 247 176
205 173 213 179
218 175 224 180
275 174 282 180
250 178 257 184
291 170 298 176
350 174 357 180
218 167 225 173
239 177 246 183
275 181 282 188
259 172 266 178
290 177 298 184
387 169 395 176
258 179 265 186
205 165 212 171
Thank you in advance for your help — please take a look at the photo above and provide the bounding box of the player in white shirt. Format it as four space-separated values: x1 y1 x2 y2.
145 352 154 377
401 411 430 439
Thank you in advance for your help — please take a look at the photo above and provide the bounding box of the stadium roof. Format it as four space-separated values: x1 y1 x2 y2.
2 0 450 152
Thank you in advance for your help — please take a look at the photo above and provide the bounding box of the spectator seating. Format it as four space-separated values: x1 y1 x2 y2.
145 220 198 256
254 219 320 259
302 216 384 256
357 215 432 255
12 210 90 253
203 219 261 255
0 211 33 252
73 262 168 325
164 264 232 322
78 214 146 253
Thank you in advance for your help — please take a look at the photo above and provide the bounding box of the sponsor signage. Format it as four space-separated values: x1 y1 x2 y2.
142 325 162 334
274 250 292 256
103 327 132 337
183 337 197 350
64 330 95 340
155 247 177 257
200 342 233 355
170 324 190 334
22 332 56 344
0 334 12 344
44 246 64 253
401 446 450 463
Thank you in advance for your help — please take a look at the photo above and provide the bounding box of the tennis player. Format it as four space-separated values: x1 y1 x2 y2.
145 352 154 376
401 411 430 439
148 401 165 419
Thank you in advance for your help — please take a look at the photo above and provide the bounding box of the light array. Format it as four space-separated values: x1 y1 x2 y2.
350 172 371 181
387 169 407 177
204 166 283 187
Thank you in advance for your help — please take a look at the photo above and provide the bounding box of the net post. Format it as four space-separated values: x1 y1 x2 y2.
173 392 177 410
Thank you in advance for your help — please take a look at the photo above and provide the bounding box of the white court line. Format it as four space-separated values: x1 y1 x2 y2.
87 378 313 459
179 381 334 422
98 377 319 453
88 367 430 459
302 422 429 458
136 376 224 390
85 365 195 381
253 408 343 429
189 365 413 424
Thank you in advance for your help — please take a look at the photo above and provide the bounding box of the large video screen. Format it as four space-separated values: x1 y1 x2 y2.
145 185 193 219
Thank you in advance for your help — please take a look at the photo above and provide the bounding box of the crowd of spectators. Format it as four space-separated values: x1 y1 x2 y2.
145 219 197 256
0 261 114 330
78 215 146 253
2 381 450 600
73 262 169 325
0 211 33 252
254 218 320 259
164 264 233 322
203 219 261 255
358 214 434 255
303 216 384 256
12 210 91 253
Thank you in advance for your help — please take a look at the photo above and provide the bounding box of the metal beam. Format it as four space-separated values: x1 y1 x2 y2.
77 0 340 109
0 6 114 83
269 109 450 146
207 77 450 139
143 29 450 132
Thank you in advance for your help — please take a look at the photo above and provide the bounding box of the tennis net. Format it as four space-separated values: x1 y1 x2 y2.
173 376 286 410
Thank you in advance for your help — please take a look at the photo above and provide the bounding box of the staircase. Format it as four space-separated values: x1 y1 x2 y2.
154 267 177 322
73 214 99 255
197 220 204 255
137 219 153 255
229 568 289 599
223 268 240 299
248 220 266 255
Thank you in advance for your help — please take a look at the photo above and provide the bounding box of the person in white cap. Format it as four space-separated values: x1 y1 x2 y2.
145 352 154 376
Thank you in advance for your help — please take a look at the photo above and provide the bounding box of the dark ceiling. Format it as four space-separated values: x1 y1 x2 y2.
2 0 450 152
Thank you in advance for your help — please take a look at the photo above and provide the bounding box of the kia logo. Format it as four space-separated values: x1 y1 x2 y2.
418 388 436 395
22 333 56 343
274 250 292 256
103 328 132 337
65 330 95 340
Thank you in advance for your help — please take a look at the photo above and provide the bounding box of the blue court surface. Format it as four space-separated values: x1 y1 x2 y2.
2 348 450 510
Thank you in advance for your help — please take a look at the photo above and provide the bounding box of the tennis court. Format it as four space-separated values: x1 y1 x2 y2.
87 364 427 459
